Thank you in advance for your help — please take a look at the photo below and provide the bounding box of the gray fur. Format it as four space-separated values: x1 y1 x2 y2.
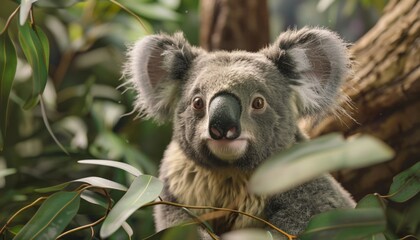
124 27 355 239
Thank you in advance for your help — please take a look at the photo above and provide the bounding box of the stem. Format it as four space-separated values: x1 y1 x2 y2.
0 6 20 35
181 207 219 240
108 0 151 34
0 197 48 234
142 201 297 240
57 188 112 239
399 235 418 240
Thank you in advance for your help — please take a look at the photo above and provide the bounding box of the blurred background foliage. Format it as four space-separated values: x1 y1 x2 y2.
0 0 388 239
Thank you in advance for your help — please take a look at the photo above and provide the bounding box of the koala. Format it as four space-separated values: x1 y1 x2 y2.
124 27 355 239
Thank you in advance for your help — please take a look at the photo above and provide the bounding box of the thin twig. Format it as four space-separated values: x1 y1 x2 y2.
182 207 219 240
142 201 297 240
399 235 418 240
0 197 48 234
108 0 151 34
57 188 112 239
0 6 20 35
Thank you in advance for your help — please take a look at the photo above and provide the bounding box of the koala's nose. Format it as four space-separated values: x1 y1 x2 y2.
208 93 241 140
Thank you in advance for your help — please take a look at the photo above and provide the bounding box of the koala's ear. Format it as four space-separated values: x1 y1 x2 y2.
262 27 351 117
124 32 197 123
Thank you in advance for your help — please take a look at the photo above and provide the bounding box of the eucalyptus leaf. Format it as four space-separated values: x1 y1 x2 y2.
121 221 134 238
80 190 134 238
250 134 394 195
78 159 142 176
299 208 386 240
73 176 127 191
36 176 127 193
100 175 163 238
80 190 109 208
144 224 199 240
35 26 49 71
388 162 420 202
35 182 70 193
0 32 17 146
18 22 48 109
356 194 385 210
14 191 80 240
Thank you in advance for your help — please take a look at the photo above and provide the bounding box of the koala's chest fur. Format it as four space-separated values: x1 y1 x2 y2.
160 141 266 231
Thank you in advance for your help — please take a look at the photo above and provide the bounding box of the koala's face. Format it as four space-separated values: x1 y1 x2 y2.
125 28 350 170
175 52 297 169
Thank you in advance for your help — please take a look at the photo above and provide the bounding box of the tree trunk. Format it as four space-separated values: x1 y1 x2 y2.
307 0 420 200
200 0 269 52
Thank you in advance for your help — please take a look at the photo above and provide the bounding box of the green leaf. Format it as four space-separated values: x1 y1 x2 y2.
34 0 84 8
80 190 134 238
388 162 420 202
299 208 386 240
0 32 17 147
250 134 394 195
36 176 128 193
80 190 110 208
387 195 420 235
144 224 199 240
100 175 163 238
18 22 48 109
35 26 49 72
78 159 142 177
222 229 274 240
14 191 80 240
357 194 385 210
35 182 70 193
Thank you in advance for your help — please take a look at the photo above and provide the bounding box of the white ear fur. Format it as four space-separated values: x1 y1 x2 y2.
123 33 195 123
280 28 351 117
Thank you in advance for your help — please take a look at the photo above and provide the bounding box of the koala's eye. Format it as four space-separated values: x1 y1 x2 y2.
251 97 265 110
192 97 204 110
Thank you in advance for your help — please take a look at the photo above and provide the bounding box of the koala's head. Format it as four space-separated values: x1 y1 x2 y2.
125 28 350 170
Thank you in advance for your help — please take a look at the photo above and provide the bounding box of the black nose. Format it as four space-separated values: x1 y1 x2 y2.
208 93 241 140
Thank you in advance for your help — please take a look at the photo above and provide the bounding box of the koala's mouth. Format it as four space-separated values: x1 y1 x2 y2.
206 139 248 162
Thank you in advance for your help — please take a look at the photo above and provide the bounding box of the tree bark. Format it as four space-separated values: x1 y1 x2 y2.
307 0 420 200
200 0 269 52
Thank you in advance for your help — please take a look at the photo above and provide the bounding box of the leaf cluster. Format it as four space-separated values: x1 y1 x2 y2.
1 135 418 240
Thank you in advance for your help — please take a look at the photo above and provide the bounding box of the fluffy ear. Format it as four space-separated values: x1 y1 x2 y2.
124 32 197 123
262 27 351 117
